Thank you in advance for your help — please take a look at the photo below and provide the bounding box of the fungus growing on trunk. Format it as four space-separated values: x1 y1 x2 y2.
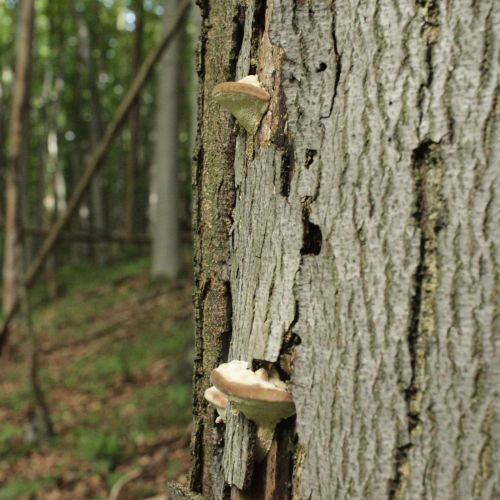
208 360 295 459
212 75 270 134
203 386 228 423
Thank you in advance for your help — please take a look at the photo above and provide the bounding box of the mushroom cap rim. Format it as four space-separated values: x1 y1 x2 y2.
210 369 292 404
204 386 228 409
212 81 270 102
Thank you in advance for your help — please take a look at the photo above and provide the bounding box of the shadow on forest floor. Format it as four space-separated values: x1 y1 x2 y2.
0 255 193 499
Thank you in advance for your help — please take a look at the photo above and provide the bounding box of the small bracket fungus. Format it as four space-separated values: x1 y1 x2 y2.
204 386 228 423
209 360 295 460
212 75 270 134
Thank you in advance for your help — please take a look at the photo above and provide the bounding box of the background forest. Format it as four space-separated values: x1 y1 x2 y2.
0 0 198 498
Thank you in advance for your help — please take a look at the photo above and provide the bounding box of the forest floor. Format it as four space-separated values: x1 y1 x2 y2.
0 254 194 499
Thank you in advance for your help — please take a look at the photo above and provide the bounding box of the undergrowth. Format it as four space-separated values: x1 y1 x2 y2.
0 254 193 499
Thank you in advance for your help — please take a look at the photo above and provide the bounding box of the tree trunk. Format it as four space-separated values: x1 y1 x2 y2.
191 1 500 499
150 0 183 278
126 0 144 241
74 5 109 266
2 0 34 316
39 67 62 299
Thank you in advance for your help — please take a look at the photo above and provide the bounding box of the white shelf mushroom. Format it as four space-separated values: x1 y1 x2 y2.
206 360 295 460
204 386 228 424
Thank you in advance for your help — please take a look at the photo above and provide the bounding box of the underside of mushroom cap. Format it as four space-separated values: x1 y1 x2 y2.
227 394 295 427
210 360 295 459
210 360 295 426
213 81 270 102
210 361 291 402
212 77 270 134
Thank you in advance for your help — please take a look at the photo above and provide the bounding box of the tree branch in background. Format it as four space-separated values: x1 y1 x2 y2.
0 0 192 355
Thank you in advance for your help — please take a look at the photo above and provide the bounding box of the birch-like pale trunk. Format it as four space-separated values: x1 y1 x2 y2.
150 0 182 278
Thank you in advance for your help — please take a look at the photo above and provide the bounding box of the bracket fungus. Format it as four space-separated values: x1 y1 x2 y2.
206 360 295 460
203 386 228 424
212 75 270 134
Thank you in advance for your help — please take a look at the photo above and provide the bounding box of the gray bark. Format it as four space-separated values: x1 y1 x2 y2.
150 0 182 279
196 0 500 499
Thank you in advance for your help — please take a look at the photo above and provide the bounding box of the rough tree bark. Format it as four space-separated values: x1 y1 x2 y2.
2 0 34 316
189 0 241 497
190 0 500 499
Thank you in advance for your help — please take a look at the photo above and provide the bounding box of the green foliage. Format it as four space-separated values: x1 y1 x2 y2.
0 0 192 267
76 428 123 465
31 256 150 310
127 382 192 431
0 387 30 412
60 317 193 393
0 256 193 496
0 478 55 499
0 0 197 489
0 423 22 454
166 459 183 480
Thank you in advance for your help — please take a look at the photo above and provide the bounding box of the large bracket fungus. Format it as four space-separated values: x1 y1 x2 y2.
204 360 295 460
212 75 270 135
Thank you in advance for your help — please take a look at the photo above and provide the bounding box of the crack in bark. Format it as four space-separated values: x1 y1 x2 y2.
279 132 295 197
320 0 342 120
300 197 322 256
389 3 442 495
416 0 439 134
390 140 444 499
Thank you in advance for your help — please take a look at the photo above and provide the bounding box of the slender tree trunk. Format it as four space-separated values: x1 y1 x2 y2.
2 0 34 316
1 0 53 442
190 1 500 499
69 73 92 262
74 5 109 265
39 68 62 299
43 126 63 300
126 0 144 241
150 0 182 278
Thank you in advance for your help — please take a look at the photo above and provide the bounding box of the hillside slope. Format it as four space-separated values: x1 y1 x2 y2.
0 257 193 499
